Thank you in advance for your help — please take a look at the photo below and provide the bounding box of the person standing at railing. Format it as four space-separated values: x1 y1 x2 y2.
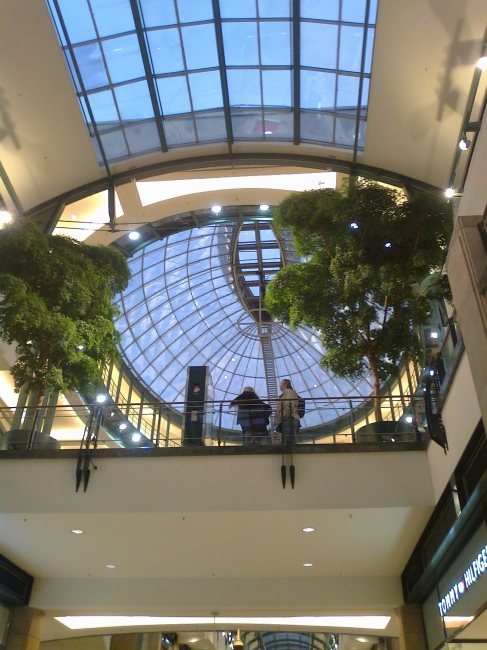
276 378 299 444
230 387 271 445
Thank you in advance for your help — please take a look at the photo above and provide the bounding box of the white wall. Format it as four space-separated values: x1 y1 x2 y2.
427 350 482 501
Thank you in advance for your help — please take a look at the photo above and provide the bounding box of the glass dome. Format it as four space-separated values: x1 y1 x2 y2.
115 215 373 431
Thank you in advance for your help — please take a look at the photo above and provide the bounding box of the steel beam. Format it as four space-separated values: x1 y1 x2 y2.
211 0 234 153
129 0 168 153
352 0 372 170
292 0 301 145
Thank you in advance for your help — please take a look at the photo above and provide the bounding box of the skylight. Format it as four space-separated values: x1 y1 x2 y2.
47 0 377 164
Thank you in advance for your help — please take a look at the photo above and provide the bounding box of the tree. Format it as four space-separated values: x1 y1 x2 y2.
0 219 130 407
264 181 452 421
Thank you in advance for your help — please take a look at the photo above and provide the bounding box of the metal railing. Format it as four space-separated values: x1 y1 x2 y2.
0 392 430 453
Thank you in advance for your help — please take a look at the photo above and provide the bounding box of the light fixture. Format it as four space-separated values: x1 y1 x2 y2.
71 529 84 534
477 56 487 70
106 564 116 569
430 331 439 339
429 370 435 376
26 340 33 345
71 214 77 220
459 138 471 151
303 562 313 567
302 527 315 532
405 416 413 423
108 410 116 418
384 242 392 248
128 231 140 241
264 131 273 135
445 187 455 198
96 394 107 403
132 432 142 442
118 423 127 431
0 210 12 226
211 205 222 214
259 204 270 211
391 438 395 442
77 344 85 350
350 222 359 229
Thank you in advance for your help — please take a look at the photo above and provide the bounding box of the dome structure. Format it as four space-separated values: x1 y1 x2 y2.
115 207 373 431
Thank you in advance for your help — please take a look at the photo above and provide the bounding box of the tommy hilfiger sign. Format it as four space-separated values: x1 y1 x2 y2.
437 543 487 616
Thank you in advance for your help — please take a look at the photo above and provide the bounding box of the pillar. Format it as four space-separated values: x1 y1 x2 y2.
5 607 45 650
396 604 428 650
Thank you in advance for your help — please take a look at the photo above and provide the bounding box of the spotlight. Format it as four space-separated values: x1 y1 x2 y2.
211 205 222 214
350 222 359 229
132 432 142 442
128 231 140 241
405 416 413 423
96 394 107 403
477 56 487 70
118 423 128 431
0 210 12 226
445 187 455 198
459 138 471 151
259 204 270 211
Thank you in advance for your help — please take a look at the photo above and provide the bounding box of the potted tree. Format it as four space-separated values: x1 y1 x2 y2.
0 219 130 448
264 181 452 424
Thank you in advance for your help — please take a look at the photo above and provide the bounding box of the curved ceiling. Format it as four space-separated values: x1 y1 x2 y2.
0 0 486 215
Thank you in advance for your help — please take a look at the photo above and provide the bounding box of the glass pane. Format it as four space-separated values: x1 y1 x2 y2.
219 0 256 18
147 28 184 74
262 70 291 106
364 27 375 73
100 129 129 159
258 0 291 18
88 89 120 125
342 0 366 23
339 25 363 72
301 70 335 110
140 0 177 27
260 21 291 66
188 71 223 110
301 0 339 21
301 22 338 69
335 115 357 146
195 111 227 141
124 120 161 153
336 74 359 110
157 75 191 114
114 81 155 120
164 115 197 145
74 43 109 90
89 0 135 37
222 22 259 66
301 110 333 143
56 0 96 44
181 24 219 70
176 0 213 23
102 35 145 84
369 0 378 24
227 69 261 106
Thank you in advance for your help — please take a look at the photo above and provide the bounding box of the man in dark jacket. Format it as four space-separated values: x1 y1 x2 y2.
230 387 272 445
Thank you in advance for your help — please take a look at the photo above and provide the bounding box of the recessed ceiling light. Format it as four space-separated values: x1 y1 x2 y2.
118 423 128 431
302 527 315 533
259 204 270 211
430 331 439 339
128 231 140 240
405 416 413 423
71 214 77 220
303 563 313 567
132 433 142 442
211 205 222 214
71 529 84 534
106 564 116 569
96 394 107 403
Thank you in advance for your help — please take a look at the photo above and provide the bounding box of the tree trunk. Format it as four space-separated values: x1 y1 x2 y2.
368 355 383 422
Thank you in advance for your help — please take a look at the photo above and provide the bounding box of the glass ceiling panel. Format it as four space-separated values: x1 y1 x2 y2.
47 0 377 161
114 223 373 432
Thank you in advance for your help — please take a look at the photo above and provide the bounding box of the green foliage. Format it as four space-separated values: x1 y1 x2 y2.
0 219 130 396
265 181 452 395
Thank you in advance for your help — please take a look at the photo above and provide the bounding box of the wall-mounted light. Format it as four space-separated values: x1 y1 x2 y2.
459 138 471 151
